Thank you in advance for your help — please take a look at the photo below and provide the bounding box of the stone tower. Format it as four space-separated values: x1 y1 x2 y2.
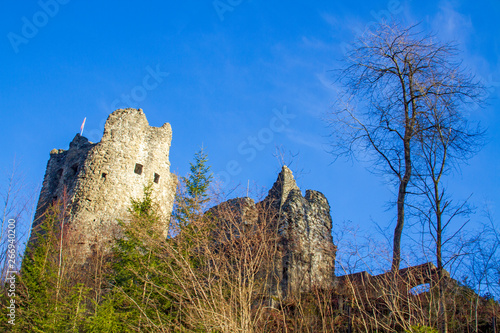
31 108 177 256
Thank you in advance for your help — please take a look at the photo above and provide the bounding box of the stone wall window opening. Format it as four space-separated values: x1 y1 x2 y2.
71 164 79 175
134 163 143 175
154 173 160 184
101 172 107 179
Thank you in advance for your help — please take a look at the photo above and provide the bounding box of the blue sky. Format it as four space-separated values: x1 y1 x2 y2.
1 0 499 263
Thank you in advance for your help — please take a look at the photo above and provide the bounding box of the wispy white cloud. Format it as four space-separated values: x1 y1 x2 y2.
431 0 500 102
316 71 341 94
319 12 340 28
300 36 333 51
431 0 473 45
284 128 327 152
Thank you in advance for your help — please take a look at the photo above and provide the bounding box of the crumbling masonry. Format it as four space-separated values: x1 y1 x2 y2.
31 109 336 295
207 166 337 297
31 108 177 256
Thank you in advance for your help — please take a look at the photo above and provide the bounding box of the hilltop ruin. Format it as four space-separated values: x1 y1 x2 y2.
31 108 177 256
30 108 337 294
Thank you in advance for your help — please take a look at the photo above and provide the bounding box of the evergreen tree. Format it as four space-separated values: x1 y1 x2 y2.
7 204 90 332
2 149 215 332
106 184 179 332
185 147 213 204
173 147 213 230
84 294 124 333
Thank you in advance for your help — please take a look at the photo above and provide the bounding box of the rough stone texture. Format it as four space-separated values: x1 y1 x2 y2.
262 165 300 212
31 108 177 258
268 166 336 296
279 189 337 295
208 166 337 298
207 197 258 239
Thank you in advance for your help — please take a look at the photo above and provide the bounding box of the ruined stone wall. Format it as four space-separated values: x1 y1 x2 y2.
207 166 337 299
33 134 96 228
32 108 334 293
280 189 337 295
31 108 177 256
269 166 336 296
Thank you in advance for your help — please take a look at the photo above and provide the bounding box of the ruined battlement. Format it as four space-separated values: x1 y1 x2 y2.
208 166 337 298
31 108 177 256
30 109 336 290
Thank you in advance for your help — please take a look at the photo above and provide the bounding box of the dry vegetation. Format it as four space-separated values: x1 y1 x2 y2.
1 21 500 332
0 178 497 332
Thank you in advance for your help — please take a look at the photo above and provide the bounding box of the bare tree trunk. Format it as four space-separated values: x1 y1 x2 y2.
432 168 448 333
393 177 408 271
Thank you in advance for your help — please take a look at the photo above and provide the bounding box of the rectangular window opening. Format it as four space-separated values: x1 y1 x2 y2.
134 163 143 175
101 172 107 179
154 173 160 184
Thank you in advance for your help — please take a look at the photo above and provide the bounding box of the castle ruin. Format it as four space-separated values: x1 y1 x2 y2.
31 108 337 295
31 108 177 256
207 166 337 297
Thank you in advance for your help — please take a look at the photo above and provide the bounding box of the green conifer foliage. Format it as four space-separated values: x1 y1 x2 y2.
173 147 213 230
185 148 212 202
8 204 90 332
108 184 178 332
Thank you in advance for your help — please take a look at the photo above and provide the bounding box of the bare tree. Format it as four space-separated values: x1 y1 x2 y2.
329 22 486 271
409 81 486 331
461 212 500 333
